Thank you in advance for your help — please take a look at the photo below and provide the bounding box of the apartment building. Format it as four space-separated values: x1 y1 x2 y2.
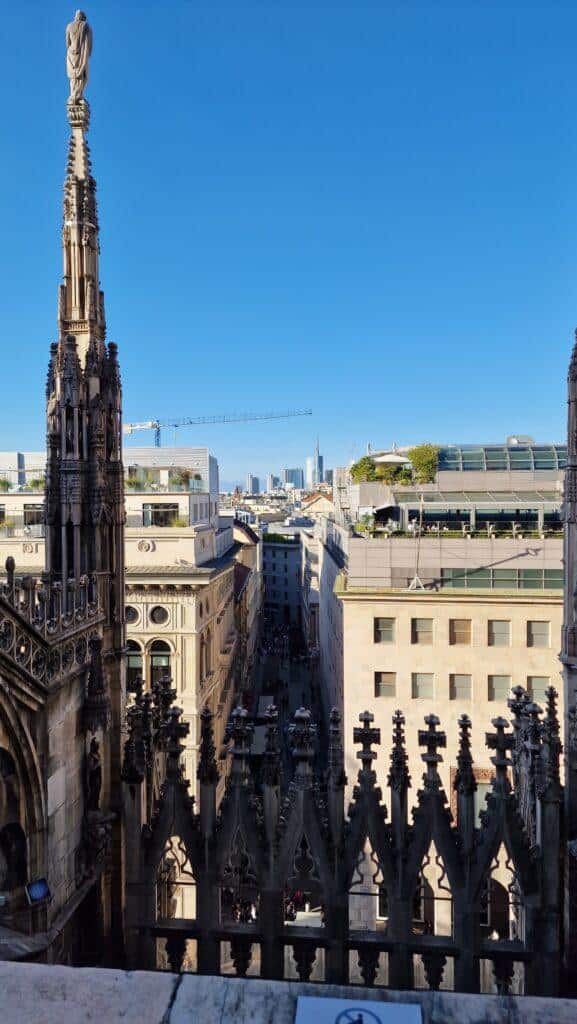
0 452 262 804
262 531 302 626
303 440 565 794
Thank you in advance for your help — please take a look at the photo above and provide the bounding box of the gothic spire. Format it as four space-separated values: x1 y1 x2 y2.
60 11 105 366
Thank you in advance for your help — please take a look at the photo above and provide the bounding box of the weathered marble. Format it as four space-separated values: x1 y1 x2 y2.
0 964 178 1024
1 964 576 1024
172 976 577 1023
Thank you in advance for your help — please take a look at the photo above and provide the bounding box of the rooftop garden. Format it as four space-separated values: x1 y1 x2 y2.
353 522 563 540
349 444 440 486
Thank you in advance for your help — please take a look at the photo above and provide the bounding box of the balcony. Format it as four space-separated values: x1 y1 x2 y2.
0 517 45 538
125 475 205 493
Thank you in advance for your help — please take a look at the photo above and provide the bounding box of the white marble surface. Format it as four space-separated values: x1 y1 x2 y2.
0 963 178 1024
0 963 576 1023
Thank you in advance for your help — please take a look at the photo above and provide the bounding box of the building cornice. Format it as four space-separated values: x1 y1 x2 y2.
336 580 562 607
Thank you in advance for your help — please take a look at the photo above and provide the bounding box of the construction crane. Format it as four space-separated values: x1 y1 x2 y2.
122 409 313 447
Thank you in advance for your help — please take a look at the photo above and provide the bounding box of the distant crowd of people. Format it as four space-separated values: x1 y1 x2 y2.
260 623 290 659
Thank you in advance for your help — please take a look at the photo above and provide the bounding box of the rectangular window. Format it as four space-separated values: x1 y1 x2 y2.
0 505 5 525
467 568 491 588
493 569 517 589
412 673 434 698
193 503 198 521
374 617 395 643
374 672 396 698
142 503 179 527
488 675 511 702
543 569 563 589
527 675 549 701
441 568 467 588
527 621 550 648
450 674 472 700
442 567 563 590
519 569 542 589
449 619 471 645
127 652 143 690
23 504 44 527
411 618 433 645
488 620 510 647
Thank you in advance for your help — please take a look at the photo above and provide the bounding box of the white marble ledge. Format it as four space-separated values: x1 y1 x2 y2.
1 964 577 1024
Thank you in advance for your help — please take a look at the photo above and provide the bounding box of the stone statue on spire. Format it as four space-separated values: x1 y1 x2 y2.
66 10 92 102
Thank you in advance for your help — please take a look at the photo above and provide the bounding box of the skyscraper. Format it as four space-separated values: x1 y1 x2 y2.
305 440 324 489
246 473 260 494
282 467 304 489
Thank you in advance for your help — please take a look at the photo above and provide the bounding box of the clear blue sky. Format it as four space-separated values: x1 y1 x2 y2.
1 3 577 487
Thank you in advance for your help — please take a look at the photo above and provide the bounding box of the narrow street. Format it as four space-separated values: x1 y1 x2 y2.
247 622 324 787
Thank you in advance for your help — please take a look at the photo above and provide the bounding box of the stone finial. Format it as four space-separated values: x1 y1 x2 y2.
418 715 446 790
163 707 189 781
541 686 562 790
140 692 155 771
289 707 317 779
354 710 381 784
152 673 177 739
388 709 411 792
454 714 476 796
263 704 281 787
225 706 253 782
508 684 530 724
122 708 144 786
486 717 514 790
127 673 144 704
197 705 218 785
327 708 346 788
569 327 577 383
5 556 15 602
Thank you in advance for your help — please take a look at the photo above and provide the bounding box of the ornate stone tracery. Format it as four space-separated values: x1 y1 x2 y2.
123 687 564 996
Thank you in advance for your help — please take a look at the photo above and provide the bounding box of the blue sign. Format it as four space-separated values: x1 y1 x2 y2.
25 878 51 906
295 996 422 1024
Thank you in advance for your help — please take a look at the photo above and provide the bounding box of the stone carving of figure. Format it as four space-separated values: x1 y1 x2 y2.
86 736 102 812
47 395 60 436
66 11 92 103
86 278 96 320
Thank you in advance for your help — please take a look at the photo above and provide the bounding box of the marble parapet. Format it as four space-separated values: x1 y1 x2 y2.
1 964 576 1023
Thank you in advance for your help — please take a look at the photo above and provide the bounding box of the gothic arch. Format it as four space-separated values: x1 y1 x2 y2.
0 681 46 883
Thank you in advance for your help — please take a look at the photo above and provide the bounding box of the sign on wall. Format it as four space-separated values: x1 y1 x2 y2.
295 996 422 1024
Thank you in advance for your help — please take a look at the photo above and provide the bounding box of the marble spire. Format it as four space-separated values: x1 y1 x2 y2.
59 10 105 366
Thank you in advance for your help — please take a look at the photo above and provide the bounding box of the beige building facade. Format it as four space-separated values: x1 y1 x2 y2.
338 583 563 796
0 514 262 806
302 515 565 797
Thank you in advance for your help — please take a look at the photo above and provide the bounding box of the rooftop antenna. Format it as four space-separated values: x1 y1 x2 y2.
408 492 426 591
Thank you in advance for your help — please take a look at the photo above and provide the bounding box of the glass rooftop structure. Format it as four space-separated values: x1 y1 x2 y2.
390 489 560 505
437 444 567 472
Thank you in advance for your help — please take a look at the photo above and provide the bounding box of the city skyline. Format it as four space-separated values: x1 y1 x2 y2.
0 4 576 483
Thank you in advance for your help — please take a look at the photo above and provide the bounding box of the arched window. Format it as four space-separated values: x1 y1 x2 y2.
126 640 143 690
0 748 27 890
150 640 171 687
199 635 206 683
205 629 211 674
